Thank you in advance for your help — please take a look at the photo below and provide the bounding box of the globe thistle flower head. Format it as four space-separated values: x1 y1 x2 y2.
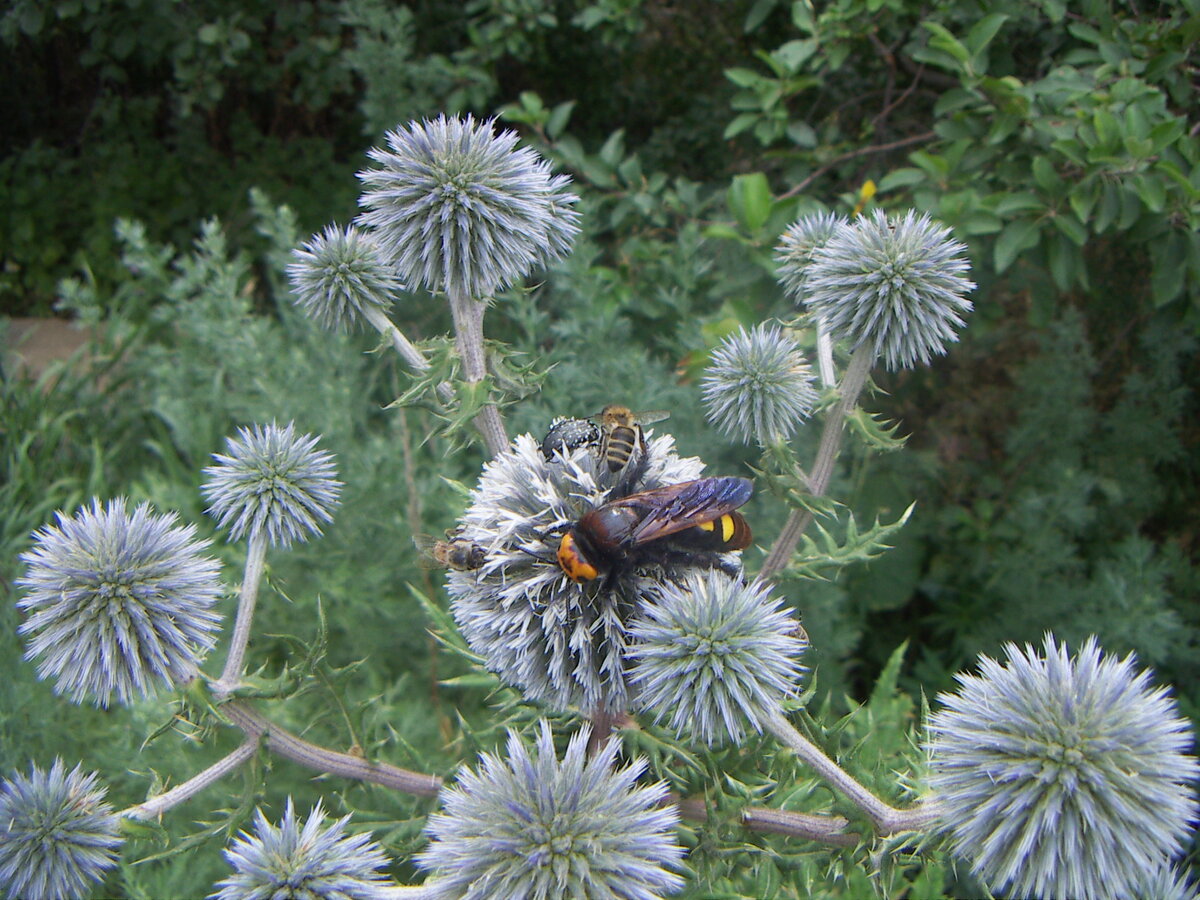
286 224 403 331
419 721 684 899
1138 864 1200 900
16 498 222 707
0 759 122 900
927 634 1199 900
775 211 847 303
701 324 818 445
447 430 712 713
628 571 806 746
804 209 975 370
356 114 580 299
203 421 342 548
212 799 393 900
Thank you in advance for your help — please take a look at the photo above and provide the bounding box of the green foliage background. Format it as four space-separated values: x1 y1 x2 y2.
2 0 1197 896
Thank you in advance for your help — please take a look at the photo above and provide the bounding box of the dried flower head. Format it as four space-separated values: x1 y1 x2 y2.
775 211 847 303
16 498 222 707
357 114 580 299
0 760 122 900
628 570 805 746
286 224 403 331
212 799 394 900
448 431 724 713
804 209 975 370
203 422 342 548
927 635 1199 900
419 721 684 899
701 324 817 445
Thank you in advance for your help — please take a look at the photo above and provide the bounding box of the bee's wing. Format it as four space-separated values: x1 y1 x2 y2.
626 477 753 544
633 409 671 426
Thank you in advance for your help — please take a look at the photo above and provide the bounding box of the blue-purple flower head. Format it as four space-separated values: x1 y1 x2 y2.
702 324 818 446
0 760 122 900
775 211 847 304
628 571 806 746
804 210 975 370
286 224 403 332
16 498 222 707
927 635 1199 900
356 114 580 299
419 721 684 899
212 799 394 900
203 422 342 548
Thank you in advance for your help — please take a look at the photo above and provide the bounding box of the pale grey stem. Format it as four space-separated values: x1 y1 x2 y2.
816 319 836 387
360 306 454 403
448 288 509 457
216 529 269 693
764 708 941 835
124 738 258 821
219 699 444 798
377 886 442 899
758 344 875 581
677 794 856 847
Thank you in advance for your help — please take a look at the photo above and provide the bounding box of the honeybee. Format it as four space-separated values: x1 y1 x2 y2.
540 416 601 460
593 405 670 474
413 533 486 571
555 476 753 585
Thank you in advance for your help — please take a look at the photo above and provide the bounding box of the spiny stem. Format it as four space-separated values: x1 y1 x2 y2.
759 344 875 581
124 738 258 821
763 708 940 835
448 287 509 457
216 529 269 693
360 306 454 403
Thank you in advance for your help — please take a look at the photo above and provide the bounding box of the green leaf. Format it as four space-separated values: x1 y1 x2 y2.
877 168 926 191
1031 156 1059 194
785 504 916 582
545 100 575 139
994 218 1041 272
1052 211 1088 246
992 191 1043 215
728 172 773 232
965 13 1008 58
724 112 760 139
773 38 818 74
923 22 970 65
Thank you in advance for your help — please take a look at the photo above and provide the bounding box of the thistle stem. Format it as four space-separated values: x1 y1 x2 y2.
448 288 509 457
124 738 259 821
360 306 454 403
763 708 940 834
758 344 874 581
216 529 268 693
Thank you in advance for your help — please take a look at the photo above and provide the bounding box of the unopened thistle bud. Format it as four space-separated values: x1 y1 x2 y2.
286 224 403 331
419 721 684 899
927 635 1199 900
17 498 222 707
357 114 580 299
202 422 342 548
701 324 818 445
0 760 122 900
804 209 975 370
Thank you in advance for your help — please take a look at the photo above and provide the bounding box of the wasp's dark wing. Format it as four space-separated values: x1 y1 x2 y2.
622 477 753 544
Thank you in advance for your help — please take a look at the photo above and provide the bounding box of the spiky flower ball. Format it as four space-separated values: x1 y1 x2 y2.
775 211 846 304
419 721 684 899
356 114 580 299
447 431 712 713
927 635 1199 900
203 422 342 548
628 571 805 746
0 760 122 900
1137 864 1200 900
213 799 394 900
804 209 975 370
702 324 818 445
286 224 403 331
16 498 222 707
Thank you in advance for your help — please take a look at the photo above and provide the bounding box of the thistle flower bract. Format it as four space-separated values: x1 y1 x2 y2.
628 571 805 746
419 721 684 899
701 324 818 445
203 422 342 548
804 209 975 370
212 799 393 900
927 635 1199 900
447 431 716 712
1138 864 1200 900
286 224 403 331
16 498 222 707
357 114 580 299
0 760 122 900
775 211 846 303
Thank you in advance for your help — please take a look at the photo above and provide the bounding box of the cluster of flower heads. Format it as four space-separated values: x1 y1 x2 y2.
16 498 223 707
701 323 818 446
927 635 1199 900
0 760 123 900
419 721 684 899
777 209 975 371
